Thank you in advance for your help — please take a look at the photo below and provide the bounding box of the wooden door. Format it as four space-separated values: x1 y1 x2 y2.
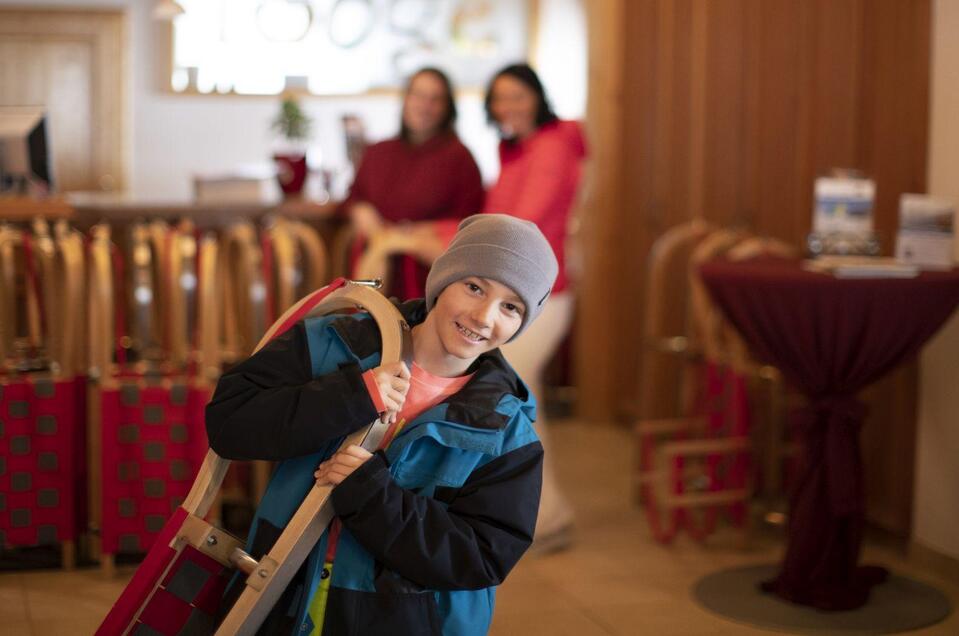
0 9 126 191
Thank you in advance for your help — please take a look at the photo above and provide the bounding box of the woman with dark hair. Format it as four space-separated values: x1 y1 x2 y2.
482 62 588 552
340 67 484 300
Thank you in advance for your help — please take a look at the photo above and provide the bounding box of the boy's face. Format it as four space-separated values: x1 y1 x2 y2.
432 276 526 359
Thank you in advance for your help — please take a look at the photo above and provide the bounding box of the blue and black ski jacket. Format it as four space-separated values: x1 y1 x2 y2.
205 299 544 635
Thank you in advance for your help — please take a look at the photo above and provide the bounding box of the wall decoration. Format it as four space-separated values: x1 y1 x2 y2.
169 0 532 95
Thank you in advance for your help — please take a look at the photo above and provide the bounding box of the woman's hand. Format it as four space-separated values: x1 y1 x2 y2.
349 201 386 237
314 445 373 486
369 360 411 422
394 222 447 264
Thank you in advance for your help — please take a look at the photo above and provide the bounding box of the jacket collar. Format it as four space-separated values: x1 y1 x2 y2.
331 298 529 431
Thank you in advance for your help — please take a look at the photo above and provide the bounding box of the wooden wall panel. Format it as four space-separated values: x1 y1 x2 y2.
811 0 864 171
752 0 807 242
855 0 931 537
591 0 654 419
703 0 747 228
574 0 626 418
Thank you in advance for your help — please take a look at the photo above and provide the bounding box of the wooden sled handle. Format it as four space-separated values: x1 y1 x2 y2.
181 279 408 519
182 280 410 636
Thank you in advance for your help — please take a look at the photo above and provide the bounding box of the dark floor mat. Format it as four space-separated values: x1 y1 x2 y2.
692 564 952 634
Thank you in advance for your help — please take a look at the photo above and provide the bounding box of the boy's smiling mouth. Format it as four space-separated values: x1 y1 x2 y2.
455 321 487 342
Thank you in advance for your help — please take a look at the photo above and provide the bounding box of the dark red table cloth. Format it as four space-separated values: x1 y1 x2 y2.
699 258 959 610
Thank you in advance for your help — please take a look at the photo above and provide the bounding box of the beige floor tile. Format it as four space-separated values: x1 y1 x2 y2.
0 572 23 588
22 570 130 622
0 580 29 623
558 574 682 607
2 621 33 636
494 568 579 617
32 617 102 635
489 608 613 636
587 601 779 635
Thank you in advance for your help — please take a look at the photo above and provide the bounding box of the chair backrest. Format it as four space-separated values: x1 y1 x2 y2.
53 221 87 377
30 220 58 364
289 219 328 296
167 220 200 369
28 219 87 378
88 224 115 383
265 217 329 318
353 230 397 284
197 230 221 385
687 227 750 364
0 223 69 374
0 225 17 365
638 219 713 419
329 223 356 280
126 222 163 365
0 226 36 370
220 221 268 362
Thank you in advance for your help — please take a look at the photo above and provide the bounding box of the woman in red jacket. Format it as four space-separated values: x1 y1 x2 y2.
484 63 587 552
340 67 484 300
374 64 587 550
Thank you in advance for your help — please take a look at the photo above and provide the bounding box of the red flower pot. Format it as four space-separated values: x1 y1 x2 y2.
273 153 308 197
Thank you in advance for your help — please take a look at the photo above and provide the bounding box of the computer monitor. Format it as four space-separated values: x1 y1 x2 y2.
0 106 53 194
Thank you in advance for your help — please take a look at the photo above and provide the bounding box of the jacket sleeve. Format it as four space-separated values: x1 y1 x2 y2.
205 320 379 461
504 134 578 226
331 437 544 590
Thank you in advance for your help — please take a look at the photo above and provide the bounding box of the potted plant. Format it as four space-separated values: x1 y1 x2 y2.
271 95 313 198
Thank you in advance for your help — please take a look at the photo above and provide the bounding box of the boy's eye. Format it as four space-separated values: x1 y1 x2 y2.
503 303 523 316
466 282 481 293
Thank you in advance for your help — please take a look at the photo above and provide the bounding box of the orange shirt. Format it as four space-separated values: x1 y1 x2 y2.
398 363 473 423
362 363 473 443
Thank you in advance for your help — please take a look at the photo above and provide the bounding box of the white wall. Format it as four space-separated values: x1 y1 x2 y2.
913 0 959 561
1 0 586 201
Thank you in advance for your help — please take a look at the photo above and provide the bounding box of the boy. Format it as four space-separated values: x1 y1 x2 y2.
206 214 558 635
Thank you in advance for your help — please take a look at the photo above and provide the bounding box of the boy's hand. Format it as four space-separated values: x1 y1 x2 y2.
314 445 374 486
369 361 411 422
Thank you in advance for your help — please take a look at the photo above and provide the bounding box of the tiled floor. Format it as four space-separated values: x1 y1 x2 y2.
2 422 957 635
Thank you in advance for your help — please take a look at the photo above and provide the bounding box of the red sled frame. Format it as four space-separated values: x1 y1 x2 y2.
97 278 410 636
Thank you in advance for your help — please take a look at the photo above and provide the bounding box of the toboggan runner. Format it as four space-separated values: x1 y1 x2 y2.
96 278 412 635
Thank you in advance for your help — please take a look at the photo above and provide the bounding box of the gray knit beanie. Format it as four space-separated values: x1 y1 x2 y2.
425 213 559 340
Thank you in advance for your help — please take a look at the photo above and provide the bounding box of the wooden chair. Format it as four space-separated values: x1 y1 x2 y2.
635 227 754 543
633 220 713 511
0 221 86 568
636 219 713 424
87 224 115 567
352 226 439 297
88 221 222 574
